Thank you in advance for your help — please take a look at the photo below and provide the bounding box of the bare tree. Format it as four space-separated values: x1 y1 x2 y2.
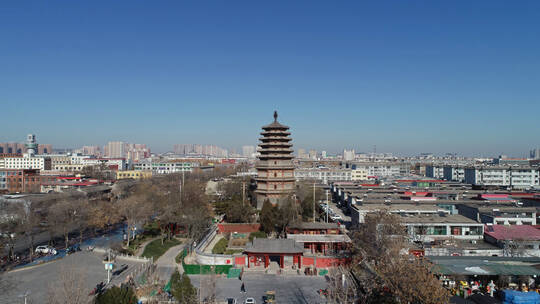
326 267 357 304
87 200 120 236
48 199 78 249
351 211 450 304
46 262 88 304
117 195 152 248
16 201 39 262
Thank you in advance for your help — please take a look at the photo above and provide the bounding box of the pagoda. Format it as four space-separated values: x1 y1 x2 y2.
255 111 295 208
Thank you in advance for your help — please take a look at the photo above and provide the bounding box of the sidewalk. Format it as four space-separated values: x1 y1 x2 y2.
134 236 160 257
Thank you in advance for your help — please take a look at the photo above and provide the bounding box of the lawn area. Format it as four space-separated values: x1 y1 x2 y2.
212 238 244 255
141 238 181 261
211 238 228 254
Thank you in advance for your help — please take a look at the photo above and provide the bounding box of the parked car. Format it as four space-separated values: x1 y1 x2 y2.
226 298 237 304
330 214 342 221
67 244 81 254
35 245 57 255
244 298 256 304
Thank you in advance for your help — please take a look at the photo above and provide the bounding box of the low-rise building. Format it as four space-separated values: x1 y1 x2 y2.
82 158 127 171
350 204 451 227
1 169 58 193
403 214 484 241
458 204 537 225
116 170 152 180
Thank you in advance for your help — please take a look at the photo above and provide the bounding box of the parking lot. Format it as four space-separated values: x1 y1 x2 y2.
2 251 147 304
190 273 328 304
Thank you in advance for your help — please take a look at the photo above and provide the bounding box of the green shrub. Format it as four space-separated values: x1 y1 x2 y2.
95 285 137 304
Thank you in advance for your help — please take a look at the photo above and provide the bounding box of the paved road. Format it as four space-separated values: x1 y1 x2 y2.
155 243 186 283
190 273 328 304
2 251 147 304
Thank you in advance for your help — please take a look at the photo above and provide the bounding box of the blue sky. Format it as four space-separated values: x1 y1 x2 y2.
1 1 539 156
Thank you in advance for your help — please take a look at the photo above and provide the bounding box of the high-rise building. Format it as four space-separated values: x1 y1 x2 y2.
308 149 317 160
0 135 52 155
531 148 540 160
242 145 256 158
321 151 327 158
105 141 125 158
297 148 308 159
343 149 355 161
255 111 295 208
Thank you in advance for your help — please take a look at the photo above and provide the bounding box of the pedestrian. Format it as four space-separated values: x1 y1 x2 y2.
241 282 245 293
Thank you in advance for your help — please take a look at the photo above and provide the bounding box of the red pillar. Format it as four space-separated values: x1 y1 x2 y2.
247 254 250 268
298 254 302 268
265 255 269 268
280 255 284 268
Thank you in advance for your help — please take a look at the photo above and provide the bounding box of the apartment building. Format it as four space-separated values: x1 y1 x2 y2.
351 162 409 178
443 165 465 182
426 165 444 179
134 161 195 174
3 156 51 170
295 168 352 183
464 166 540 189
351 168 368 181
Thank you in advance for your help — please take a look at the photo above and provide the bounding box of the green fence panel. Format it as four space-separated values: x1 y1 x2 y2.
227 268 242 278
181 248 233 275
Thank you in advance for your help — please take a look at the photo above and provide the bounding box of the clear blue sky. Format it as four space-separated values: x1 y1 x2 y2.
1 1 539 156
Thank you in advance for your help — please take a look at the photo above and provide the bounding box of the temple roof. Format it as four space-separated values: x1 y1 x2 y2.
244 238 303 254
262 111 290 130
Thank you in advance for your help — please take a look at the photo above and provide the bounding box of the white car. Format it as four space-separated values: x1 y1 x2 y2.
330 214 342 221
244 298 256 304
35 245 57 255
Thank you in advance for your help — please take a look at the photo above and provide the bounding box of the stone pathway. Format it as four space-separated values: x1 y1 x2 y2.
154 243 186 283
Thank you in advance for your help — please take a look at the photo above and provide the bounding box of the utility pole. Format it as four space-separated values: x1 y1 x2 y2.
326 190 329 223
242 181 246 206
313 181 316 222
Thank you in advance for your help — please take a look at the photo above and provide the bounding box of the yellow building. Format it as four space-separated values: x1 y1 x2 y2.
116 170 152 180
351 168 368 181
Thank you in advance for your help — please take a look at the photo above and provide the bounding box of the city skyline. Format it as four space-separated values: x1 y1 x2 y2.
1 1 539 156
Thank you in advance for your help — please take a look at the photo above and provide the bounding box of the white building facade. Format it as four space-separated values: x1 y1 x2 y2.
464 166 540 189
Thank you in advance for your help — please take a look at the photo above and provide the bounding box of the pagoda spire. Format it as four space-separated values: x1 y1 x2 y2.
274 111 278 122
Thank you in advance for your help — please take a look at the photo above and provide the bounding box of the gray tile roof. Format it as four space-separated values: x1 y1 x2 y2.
244 238 303 254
